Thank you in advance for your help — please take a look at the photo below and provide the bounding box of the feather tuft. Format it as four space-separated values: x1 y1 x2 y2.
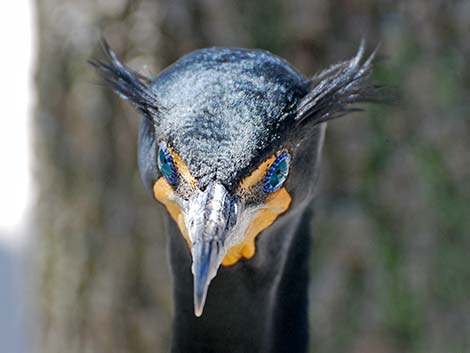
89 39 161 122
295 41 389 126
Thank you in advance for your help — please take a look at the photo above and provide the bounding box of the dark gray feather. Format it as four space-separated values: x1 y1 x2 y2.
89 40 161 122
295 41 385 126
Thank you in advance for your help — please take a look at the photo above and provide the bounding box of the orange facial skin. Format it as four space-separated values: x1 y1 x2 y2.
153 177 192 247
153 149 292 266
220 187 291 266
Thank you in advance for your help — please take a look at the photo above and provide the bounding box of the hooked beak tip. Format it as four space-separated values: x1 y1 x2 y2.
191 240 223 318
194 300 205 317
193 259 209 317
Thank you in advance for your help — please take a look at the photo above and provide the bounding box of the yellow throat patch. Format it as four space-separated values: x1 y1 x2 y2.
153 150 292 266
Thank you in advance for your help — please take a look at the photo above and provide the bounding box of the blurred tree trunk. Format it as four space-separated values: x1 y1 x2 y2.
34 2 177 353
34 1 470 353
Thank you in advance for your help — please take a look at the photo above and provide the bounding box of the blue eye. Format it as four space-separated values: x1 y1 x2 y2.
157 143 178 185
263 152 290 193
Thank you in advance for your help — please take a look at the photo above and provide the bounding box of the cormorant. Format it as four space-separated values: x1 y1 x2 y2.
91 41 382 353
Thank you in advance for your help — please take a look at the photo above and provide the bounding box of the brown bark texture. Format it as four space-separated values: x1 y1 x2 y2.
34 1 469 352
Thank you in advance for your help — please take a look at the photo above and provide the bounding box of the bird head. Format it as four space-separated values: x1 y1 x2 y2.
91 41 380 316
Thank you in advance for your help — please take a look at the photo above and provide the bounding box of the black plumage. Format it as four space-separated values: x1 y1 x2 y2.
92 40 382 353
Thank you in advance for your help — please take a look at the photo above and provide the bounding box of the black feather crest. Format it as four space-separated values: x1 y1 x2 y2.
89 40 160 122
295 41 385 126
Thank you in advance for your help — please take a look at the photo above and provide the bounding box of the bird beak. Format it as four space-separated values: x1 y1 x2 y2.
185 182 238 317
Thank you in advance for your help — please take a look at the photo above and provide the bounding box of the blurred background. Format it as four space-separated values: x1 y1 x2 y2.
1 0 469 352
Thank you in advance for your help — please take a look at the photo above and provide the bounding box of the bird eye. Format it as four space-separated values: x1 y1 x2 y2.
157 143 178 185
263 152 290 193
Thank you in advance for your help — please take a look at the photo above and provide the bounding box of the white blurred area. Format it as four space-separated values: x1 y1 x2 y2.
0 1 35 353
0 1 34 245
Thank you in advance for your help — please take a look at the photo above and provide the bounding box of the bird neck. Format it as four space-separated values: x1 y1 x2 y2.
167 209 312 353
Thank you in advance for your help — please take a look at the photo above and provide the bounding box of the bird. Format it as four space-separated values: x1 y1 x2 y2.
91 40 382 353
